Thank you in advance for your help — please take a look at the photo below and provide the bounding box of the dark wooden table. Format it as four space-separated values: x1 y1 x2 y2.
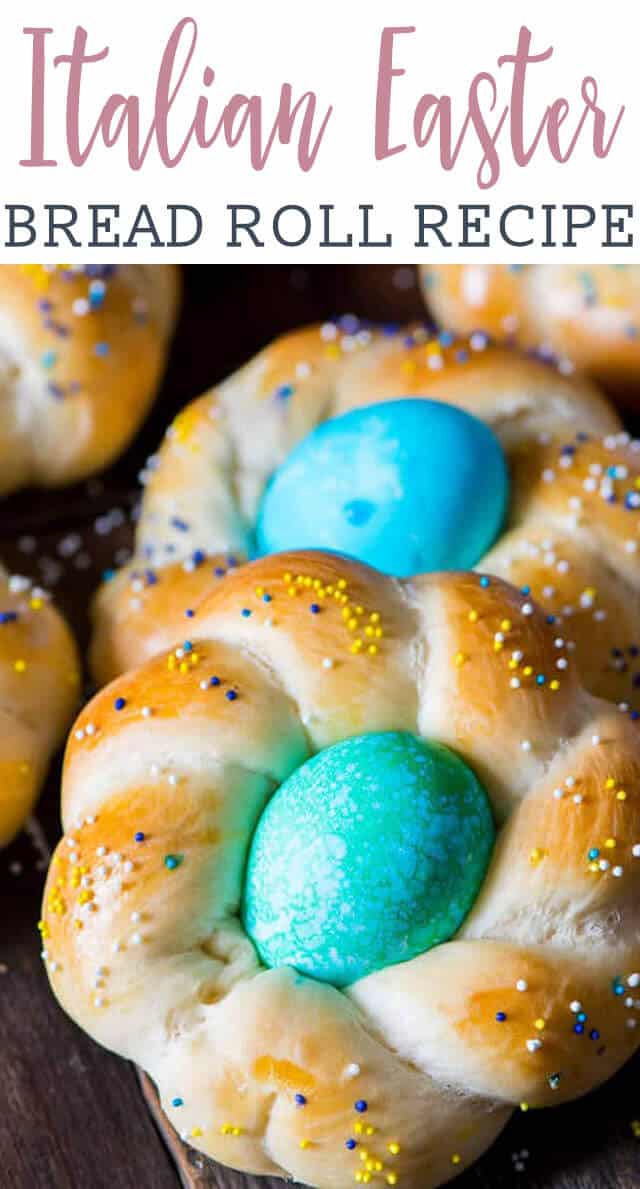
1 266 639 1189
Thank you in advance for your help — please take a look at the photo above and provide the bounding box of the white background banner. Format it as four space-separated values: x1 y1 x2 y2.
0 1 636 261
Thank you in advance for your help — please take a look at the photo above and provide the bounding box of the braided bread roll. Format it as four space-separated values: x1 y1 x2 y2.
44 551 640 1188
91 322 640 720
419 265 640 406
0 566 79 846
0 264 180 495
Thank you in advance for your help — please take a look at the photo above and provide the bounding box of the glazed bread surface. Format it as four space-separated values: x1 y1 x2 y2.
92 321 640 723
0 565 80 846
420 264 640 404
44 551 640 1188
0 263 180 494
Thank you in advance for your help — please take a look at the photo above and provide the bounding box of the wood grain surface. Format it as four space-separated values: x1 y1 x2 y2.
1 265 639 1189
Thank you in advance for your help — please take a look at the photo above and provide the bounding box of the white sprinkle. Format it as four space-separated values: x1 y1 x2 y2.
632 845 640 858
626 1018 637 1030
526 1038 542 1053
570 1001 582 1013
141 706 152 718
322 657 334 669
343 1063 361 1079
510 678 521 689
556 658 568 670
96 846 107 857
591 735 601 746
516 979 528 992
131 933 142 946
522 602 534 616
612 866 623 878
130 911 141 923
628 974 640 988
521 740 531 752
553 787 564 800
573 794 583 805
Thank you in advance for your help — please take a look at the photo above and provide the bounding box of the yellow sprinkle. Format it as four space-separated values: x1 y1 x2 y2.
605 837 616 849
255 586 264 597
605 777 616 790
191 1127 203 1138
589 861 600 873
454 651 467 667
493 640 503 652
535 1018 546 1031
283 572 292 583
387 1142 400 1156
529 848 545 865
354 1122 363 1135
468 609 479 623
368 645 378 656
501 619 512 631
550 680 560 691
179 661 189 674
370 612 380 623
232 1127 242 1136
365 1125 375 1136
386 1176 398 1187
523 665 533 677
451 1154 461 1165
337 579 347 590
299 1139 311 1150
520 1102 529 1112
616 790 627 802
14 659 26 673
508 658 519 670
30 597 43 610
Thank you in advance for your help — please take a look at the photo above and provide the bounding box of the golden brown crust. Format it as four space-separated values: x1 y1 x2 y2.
89 319 640 725
0 264 180 493
0 565 80 846
44 552 640 1188
420 264 640 406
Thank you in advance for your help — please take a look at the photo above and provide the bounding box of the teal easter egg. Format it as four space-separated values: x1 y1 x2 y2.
255 399 509 577
242 732 494 987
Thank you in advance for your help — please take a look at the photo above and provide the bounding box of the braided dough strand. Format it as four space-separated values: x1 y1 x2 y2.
46 552 640 1188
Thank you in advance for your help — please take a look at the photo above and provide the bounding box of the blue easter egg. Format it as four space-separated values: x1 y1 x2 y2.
243 732 494 987
255 399 509 577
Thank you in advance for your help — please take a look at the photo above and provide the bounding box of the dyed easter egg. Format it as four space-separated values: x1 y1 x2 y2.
243 732 494 987
255 399 509 577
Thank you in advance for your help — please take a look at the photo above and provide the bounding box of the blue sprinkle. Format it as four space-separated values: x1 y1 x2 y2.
354 1100 368 1113
185 609 195 618
0 611 18 625
536 674 545 686
262 593 272 603
241 608 252 618
310 603 320 614
438 330 455 347
588 848 600 860
171 517 189 532
134 831 145 843
214 567 226 578
276 384 294 400
95 341 110 356
573 1023 585 1035
577 1012 587 1023
520 585 531 595
546 614 556 624
192 550 205 566
210 676 221 687
294 1094 307 1106
41 350 57 369
172 1097 183 1108
114 697 126 711
496 1011 507 1022
589 1029 600 1041
479 576 490 588
226 690 238 701
183 641 193 652
345 1138 357 1150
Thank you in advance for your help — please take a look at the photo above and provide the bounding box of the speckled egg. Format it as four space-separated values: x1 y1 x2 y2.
242 731 495 987
255 399 509 577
